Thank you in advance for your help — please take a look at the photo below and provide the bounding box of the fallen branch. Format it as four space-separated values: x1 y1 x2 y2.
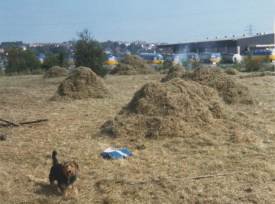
0 118 48 128
19 119 48 125
0 119 19 127
190 172 237 180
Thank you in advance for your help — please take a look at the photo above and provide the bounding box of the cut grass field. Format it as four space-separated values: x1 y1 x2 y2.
1 73 275 203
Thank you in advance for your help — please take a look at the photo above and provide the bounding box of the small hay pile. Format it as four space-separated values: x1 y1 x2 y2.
161 64 186 82
184 68 254 104
52 67 110 100
101 78 223 139
110 55 154 75
225 68 239 75
43 66 68 78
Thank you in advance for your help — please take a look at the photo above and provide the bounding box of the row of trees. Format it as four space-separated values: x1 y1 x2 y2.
5 29 107 76
6 49 40 74
5 49 67 74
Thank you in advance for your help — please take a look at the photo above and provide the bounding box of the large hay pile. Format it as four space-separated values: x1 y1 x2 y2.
110 55 154 75
101 78 223 139
44 66 68 78
53 67 110 100
183 68 254 104
161 64 186 82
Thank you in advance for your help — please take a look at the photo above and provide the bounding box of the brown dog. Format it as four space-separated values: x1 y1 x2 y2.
49 150 79 197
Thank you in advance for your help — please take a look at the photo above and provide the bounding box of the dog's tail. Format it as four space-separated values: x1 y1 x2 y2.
52 150 58 165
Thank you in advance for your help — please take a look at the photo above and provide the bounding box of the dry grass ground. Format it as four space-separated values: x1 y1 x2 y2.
1 73 275 203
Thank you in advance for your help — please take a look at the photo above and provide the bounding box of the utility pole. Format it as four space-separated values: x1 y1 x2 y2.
245 24 253 36
272 18 275 65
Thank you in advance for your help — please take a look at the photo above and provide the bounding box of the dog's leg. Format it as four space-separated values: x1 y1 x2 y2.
73 184 79 196
49 169 55 185
63 188 69 198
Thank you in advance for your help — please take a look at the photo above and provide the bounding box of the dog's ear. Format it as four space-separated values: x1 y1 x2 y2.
73 162 79 171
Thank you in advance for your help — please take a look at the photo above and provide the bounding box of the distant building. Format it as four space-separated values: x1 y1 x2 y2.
22 46 27 51
37 53 46 63
0 55 7 70
158 33 275 62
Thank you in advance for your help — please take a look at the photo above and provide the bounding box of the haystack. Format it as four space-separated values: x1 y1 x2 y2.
184 68 254 104
53 67 110 100
161 64 186 82
101 78 223 139
110 55 154 75
44 66 68 78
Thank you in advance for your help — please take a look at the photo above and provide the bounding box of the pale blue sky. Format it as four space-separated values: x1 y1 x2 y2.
0 0 275 43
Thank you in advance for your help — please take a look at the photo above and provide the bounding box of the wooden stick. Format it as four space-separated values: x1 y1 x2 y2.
190 172 237 180
0 119 19 127
19 119 48 125
0 118 48 128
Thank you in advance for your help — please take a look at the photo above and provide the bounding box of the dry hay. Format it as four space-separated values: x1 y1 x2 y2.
229 127 260 144
161 64 186 82
225 68 239 75
101 78 224 139
184 68 254 104
52 66 110 100
110 55 154 75
43 66 68 78
240 71 275 79
1 73 274 203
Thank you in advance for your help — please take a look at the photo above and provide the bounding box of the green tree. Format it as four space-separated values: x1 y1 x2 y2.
42 51 68 70
6 48 40 74
58 52 65 67
42 54 59 70
74 29 107 77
